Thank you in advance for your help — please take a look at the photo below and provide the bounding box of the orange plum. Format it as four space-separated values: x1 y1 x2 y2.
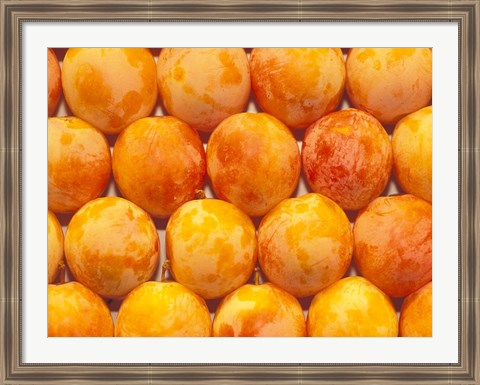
307 276 398 337
346 48 432 125
354 194 432 298
61 48 157 134
113 116 206 218
48 281 114 337
48 116 111 214
392 106 432 202
213 282 306 337
206 112 300 217
157 48 250 132
166 198 257 299
47 210 64 283
115 281 212 337
400 281 432 337
250 48 346 129
64 197 160 299
258 193 353 298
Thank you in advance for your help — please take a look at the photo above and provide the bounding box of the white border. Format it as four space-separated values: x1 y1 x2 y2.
23 22 458 364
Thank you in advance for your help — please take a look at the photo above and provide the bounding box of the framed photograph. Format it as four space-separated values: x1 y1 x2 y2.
1 0 479 383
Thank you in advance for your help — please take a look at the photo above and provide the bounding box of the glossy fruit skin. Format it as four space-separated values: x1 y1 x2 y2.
250 48 346 129
307 276 399 337
64 197 160 299
206 112 301 217
166 198 257 300
48 48 62 116
112 116 206 218
48 116 112 214
61 48 157 134
399 281 432 337
302 108 392 211
392 106 432 202
47 210 64 283
258 193 353 298
115 281 212 337
48 282 114 337
213 283 306 337
346 48 432 125
157 48 251 132
353 194 432 298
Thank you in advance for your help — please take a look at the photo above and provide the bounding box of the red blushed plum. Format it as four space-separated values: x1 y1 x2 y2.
353 194 432 298
48 48 62 116
113 116 206 218
302 108 392 211
207 112 300 217
212 282 306 337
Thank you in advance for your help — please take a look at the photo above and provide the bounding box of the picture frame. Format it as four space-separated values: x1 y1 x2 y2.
1 0 479 383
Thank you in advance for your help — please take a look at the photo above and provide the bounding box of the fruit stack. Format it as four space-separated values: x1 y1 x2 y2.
47 47 432 338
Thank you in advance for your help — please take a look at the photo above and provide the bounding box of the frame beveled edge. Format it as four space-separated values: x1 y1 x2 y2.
0 0 478 384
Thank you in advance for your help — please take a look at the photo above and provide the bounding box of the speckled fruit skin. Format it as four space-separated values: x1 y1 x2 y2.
250 48 346 129
353 194 432 298
392 106 432 202
399 281 432 337
64 197 160 299
48 282 114 337
166 199 257 300
302 108 392 211
112 116 206 218
48 117 111 214
115 281 212 337
213 282 306 337
307 276 398 337
61 48 157 134
258 193 353 298
346 48 432 125
48 48 62 116
157 48 250 132
206 112 300 217
47 210 64 283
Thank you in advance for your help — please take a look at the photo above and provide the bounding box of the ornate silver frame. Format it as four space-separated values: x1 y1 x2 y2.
1 1 479 383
